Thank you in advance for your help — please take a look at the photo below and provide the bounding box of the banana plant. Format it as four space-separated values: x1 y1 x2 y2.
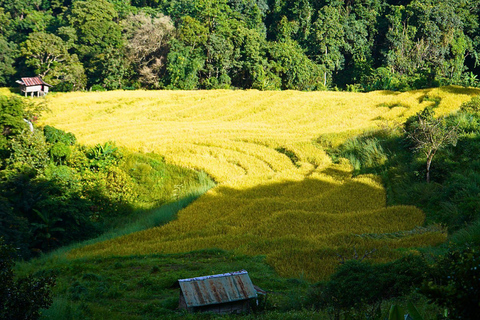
388 302 424 320
30 209 65 250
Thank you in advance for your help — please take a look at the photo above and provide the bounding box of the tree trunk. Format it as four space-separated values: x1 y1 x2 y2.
426 155 433 183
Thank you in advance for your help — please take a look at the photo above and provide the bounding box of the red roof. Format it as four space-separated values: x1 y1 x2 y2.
19 77 52 87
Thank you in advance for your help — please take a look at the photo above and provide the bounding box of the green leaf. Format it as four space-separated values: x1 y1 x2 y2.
407 301 423 320
388 304 404 320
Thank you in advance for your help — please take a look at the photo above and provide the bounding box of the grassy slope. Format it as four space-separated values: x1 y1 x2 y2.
26 250 316 320
37 86 479 281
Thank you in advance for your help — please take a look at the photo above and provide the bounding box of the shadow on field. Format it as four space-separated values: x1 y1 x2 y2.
439 85 480 96
0 172 133 259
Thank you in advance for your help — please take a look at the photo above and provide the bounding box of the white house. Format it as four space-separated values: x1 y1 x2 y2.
16 77 52 97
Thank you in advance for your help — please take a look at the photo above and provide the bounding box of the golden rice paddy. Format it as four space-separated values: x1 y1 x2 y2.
37 86 479 280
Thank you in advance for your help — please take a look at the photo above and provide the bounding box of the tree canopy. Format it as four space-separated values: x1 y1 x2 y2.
1 0 480 91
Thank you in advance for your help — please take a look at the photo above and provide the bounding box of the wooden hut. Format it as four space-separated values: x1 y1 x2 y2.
16 77 52 97
178 270 260 314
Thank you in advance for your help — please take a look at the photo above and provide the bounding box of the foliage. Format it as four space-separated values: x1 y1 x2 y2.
269 39 326 91
0 94 26 139
43 125 76 145
67 0 123 87
2 0 480 90
0 238 55 319
420 245 480 319
86 141 121 171
166 39 205 90
460 95 480 113
7 129 50 170
405 107 458 182
313 255 429 319
0 35 17 86
123 12 175 88
20 32 70 78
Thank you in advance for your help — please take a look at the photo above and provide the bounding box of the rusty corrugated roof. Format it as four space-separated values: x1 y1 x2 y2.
178 270 257 307
20 77 52 87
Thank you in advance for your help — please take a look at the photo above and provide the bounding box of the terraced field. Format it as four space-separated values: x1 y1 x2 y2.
39 86 478 280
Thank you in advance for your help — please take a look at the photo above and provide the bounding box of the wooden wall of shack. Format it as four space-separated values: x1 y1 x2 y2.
179 292 253 314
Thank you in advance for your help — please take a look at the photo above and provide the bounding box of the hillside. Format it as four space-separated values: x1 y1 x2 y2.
37 86 479 280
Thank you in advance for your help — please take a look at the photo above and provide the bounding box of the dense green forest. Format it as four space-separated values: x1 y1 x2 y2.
2 0 480 91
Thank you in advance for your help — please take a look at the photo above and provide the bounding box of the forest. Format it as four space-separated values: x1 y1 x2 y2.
1 0 480 92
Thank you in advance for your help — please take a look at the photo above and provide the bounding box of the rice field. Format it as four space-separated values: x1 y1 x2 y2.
37 86 479 280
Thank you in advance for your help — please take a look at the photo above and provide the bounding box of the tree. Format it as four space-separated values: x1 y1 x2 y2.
384 0 474 87
0 0 40 19
0 37 17 86
269 37 326 91
165 15 208 89
166 39 205 89
20 32 70 78
123 12 175 88
0 9 17 86
311 5 346 87
20 30 87 91
68 0 123 86
405 107 458 183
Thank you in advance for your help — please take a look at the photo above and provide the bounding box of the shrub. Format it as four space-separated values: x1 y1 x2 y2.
337 133 389 173
313 256 429 318
86 142 121 171
420 245 480 319
8 130 50 171
0 95 25 138
90 84 106 92
43 125 76 145
50 142 72 165
0 238 55 319
459 95 480 114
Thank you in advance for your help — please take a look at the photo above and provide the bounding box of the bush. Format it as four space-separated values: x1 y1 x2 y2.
43 126 76 145
90 84 106 92
312 256 429 318
0 238 55 319
86 142 121 171
420 245 480 319
7 130 50 171
460 95 480 114
0 95 26 138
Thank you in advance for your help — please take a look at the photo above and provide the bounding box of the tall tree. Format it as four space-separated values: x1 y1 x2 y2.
0 37 17 86
123 12 175 88
67 0 123 86
311 5 346 86
20 32 69 78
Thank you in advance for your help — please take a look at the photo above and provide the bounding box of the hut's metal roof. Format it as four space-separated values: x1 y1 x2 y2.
178 270 257 308
17 77 52 87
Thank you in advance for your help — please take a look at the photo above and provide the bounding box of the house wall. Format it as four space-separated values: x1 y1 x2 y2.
25 85 42 92
194 300 251 314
